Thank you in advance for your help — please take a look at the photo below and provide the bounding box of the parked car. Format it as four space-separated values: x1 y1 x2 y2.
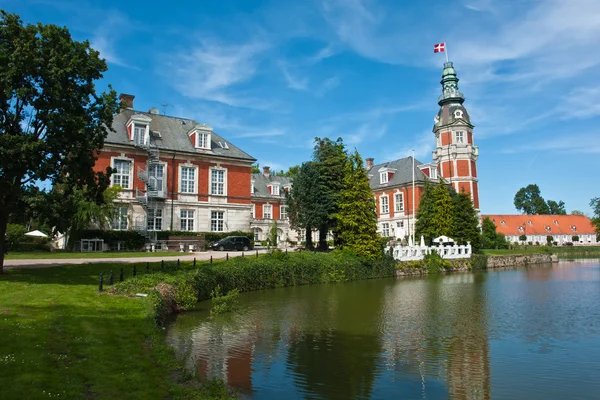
211 236 253 251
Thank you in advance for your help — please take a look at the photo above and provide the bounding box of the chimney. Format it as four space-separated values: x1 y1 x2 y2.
119 93 135 109
366 157 374 169
263 166 270 177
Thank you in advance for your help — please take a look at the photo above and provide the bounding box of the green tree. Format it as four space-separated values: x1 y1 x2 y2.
590 197 600 238
431 180 454 238
481 217 508 249
269 219 278 248
513 184 551 215
452 190 481 249
334 151 380 259
519 234 527 242
0 11 119 272
571 210 585 216
313 137 348 248
547 200 566 215
286 162 329 250
251 163 260 174
415 180 436 245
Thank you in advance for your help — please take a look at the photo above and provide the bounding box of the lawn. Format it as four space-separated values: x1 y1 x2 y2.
482 246 600 256
0 261 232 400
5 251 184 260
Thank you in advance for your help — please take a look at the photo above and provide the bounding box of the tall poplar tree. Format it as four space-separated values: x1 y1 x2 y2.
431 180 454 237
452 190 481 249
313 137 348 248
334 151 380 259
0 11 119 272
415 180 436 245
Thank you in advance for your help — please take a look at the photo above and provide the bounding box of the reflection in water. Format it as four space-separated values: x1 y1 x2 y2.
166 260 600 399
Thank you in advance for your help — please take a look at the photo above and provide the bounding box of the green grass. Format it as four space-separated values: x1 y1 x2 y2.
0 260 234 400
5 251 184 260
481 246 600 256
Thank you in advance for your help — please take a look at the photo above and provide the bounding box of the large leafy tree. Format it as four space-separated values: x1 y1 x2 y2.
334 151 380 259
590 197 600 239
415 180 436 245
547 200 566 215
313 137 348 248
0 11 119 271
452 190 481 249
431 180 454 238
481 217 508 249
286 162 329 250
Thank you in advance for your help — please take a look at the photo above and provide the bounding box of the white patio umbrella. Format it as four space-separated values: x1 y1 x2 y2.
420 235 426 247
408 235 413 247
24 230 48 238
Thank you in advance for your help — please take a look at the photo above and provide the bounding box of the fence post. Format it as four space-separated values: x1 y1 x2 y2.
133 264 137 277
285 248 288 254
177 259 180 268
119 267 124 282
242 252 244 258
109 271 114 286
226 253 229 261
256 250 258 258
98 273 103 292
210 256 213 264
193 258 196 267
161 260 164 270
146 262 150 274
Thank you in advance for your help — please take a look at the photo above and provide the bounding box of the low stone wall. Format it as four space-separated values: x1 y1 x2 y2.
487 253 558 268
395 258 471 276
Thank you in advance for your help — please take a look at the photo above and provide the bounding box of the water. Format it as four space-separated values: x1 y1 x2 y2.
166 259 600 399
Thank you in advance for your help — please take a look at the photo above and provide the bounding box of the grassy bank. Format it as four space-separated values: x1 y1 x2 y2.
0 260 234 400
482 246 600 257
0 251 395 399
5 251 184 260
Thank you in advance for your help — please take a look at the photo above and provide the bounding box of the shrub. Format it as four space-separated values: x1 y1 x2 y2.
472 254 488 270
572 235 580 242
424 252 452 274
210 285 240 316
519 234 527 242
546 235 553 245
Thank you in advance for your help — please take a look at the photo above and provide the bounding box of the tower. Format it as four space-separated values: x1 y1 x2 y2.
432 62 480 210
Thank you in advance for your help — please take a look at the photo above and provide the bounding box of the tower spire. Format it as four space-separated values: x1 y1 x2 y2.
438 62 465 106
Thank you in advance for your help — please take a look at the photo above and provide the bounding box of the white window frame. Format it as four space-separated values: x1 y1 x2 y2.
210 168 227 196
380 195 389 214
179 165 197 194
197 131 211 149
430 168 437 179
455 131 465 144
147 163 167 195
280 205 288 220
253 228 261 241
380 172 388 184
180 209 195 231
133 124 148 146
210 211 224 232
394 192 404 212
147 208 163 231
263 204 272 219
251 179 255 194
272 185 280 196
382 223 390 237
251 204 256 219
111 206 128 230
111 157 133 189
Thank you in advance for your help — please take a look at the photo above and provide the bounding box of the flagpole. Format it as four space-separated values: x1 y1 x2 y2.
412 149 415 246
445 42 449 63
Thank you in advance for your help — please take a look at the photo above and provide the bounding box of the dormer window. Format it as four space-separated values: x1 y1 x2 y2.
126 114 152 145
268 184 281 196
553 220 559 225
198 132 210 149
545 225 551 232
501 220 506 226
189 124 212 150
430 168 437 179
571 225 577 232
133 124 147 146
454 109 464 119
380 172 388 184
527 220 533 226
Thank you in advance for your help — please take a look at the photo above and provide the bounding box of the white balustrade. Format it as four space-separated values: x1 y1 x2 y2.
386 242 472 261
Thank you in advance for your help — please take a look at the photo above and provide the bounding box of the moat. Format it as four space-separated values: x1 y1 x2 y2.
166 258 600 399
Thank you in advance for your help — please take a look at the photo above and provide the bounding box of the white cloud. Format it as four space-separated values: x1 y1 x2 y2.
345 123 387 145
165 38 270 108
279 62 309 91
315 76 341 96
89 11 136 68
384 130 435 162
561 85 600 119
501 133 600 155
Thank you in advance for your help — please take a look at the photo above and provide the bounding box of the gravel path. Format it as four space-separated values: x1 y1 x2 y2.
3 249 271 269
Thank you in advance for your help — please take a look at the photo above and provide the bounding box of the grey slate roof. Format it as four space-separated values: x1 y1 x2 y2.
106 109 255 162
367 156 430 189
251 173 292 200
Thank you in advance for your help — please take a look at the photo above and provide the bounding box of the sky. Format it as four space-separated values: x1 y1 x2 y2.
3 0 600 215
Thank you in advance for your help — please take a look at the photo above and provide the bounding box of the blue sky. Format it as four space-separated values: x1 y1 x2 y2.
4 0 600 215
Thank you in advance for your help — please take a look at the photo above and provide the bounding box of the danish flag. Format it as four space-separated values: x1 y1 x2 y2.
434 43 445 53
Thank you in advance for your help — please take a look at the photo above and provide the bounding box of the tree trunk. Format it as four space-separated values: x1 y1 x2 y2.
305 226 313 251
319 226 328 251
0 211 8 274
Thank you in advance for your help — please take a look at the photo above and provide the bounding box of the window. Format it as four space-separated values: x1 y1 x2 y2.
397 221 404 228
148 164 164 193
111 206 128 230
430 168 437 179
147 209 162 231
210 211 224 232
253 228 261 241
382 223 390 237
272 185 280 196
454 109 464 119
134 124 147 145
180 210 194 231
501 220 506 226
455 131 464 144
113 160 132 188
280 205 288 220
180 167 195 193
380 172 388 184
211 169 225 195
394 193 404 212
198 132 210 149
263 204 272 219
380 196 389 214
251 179 255 194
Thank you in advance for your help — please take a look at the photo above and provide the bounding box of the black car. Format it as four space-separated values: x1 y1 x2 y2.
211 236 253 251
